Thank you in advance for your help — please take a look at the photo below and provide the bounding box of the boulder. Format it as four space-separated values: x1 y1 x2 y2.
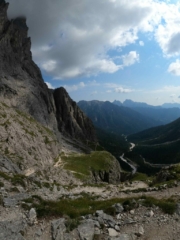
78 219 95 240
108 228 118 237
113 203 124 214
51 218 66 240
28 208 37 226
0 220 26 240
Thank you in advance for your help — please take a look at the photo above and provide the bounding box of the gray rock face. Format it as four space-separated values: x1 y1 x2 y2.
176 203 180 215
0 220 26 240
51 218 66 240
92 155 121 184
0 0 97 144
54 87 96 142
96 210 116 228
111 235 133 240
28 208 37 226
3 193 30 207
78 219 95 240
0 154 21 173
113 203 124 214
0 1 56 128
108 228 118 237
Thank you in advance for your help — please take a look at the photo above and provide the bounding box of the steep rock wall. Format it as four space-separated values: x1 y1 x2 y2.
0 0 96 143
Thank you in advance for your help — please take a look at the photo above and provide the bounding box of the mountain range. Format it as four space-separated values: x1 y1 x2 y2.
113 100 180 125
78 100 161 135
114 99 180 109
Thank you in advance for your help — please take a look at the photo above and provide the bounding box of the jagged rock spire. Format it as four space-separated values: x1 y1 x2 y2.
0 0 8 32
0 1 97 143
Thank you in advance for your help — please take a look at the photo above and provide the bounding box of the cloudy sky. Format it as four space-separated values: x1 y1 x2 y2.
7 0 180 105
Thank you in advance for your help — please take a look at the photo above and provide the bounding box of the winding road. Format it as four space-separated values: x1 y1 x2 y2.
120 142 137 174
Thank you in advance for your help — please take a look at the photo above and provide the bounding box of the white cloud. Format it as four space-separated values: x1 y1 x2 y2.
63 82 85 92
139 41 144 46
154 85 180 93
154 2 180 56
42 60 57 72
45 82 54 89
115 87 133 93
105 83 133 93
121 51 139 67
7 0 180 80
7 0 153 80
168 60 180 76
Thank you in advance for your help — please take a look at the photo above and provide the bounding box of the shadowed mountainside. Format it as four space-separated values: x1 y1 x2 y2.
114 100 180 125
78 100 161 135
128 117 180 165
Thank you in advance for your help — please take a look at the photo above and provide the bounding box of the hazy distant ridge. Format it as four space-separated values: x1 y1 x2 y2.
113 100 180 125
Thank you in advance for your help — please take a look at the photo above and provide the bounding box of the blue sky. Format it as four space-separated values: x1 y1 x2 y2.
7 0 180 105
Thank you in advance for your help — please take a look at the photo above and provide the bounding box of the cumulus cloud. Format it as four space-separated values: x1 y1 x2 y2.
7 0 153 80
63 82 85 92
7 0 180 80
168 60 180 76
139 41 144 46
121 51 139 67
115 87 133 93
105 83 133 93
154 2 180 56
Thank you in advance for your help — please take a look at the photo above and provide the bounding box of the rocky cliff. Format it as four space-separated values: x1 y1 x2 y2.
54 87 96 141
0 0 96 143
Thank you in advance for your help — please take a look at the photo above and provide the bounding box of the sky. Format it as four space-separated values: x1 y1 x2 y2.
7 0 180 105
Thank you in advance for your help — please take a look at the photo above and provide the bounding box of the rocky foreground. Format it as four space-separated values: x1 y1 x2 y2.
1 178 180 240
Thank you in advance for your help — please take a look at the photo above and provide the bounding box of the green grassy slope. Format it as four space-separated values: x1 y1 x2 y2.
127 117 180 166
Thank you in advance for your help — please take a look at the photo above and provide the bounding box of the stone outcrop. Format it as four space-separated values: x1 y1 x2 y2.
0 0 55 128
54 87 96 141
0 0 96 143
92 155 121 184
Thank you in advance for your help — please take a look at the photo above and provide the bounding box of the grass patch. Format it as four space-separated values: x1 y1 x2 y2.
62 151 115 180
131 172 149 182
11 174 26 187
0 196 3 205
0 113 7 118
43 126 54 137
0 181 4 187
142 196 176 214
15 109 36 124
0 172 27 187
0 171 11 180
21 194 177 219
42 182 51 188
